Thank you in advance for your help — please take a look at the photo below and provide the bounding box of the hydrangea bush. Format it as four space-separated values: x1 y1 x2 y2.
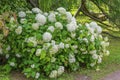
1 7 109 79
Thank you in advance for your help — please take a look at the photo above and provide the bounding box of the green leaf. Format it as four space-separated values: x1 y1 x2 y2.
3 64 12 73
40 50 46 59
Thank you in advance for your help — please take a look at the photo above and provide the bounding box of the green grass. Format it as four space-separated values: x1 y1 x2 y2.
0 37 120 80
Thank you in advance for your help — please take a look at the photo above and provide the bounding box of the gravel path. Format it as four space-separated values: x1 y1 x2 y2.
101 70 120 80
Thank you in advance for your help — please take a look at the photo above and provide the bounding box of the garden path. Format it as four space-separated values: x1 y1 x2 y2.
101 70 120 80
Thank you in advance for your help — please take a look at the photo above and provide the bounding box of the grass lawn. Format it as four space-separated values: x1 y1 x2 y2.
0 36 120 80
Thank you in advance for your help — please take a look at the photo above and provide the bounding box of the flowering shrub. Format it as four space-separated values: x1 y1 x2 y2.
1 7 109 79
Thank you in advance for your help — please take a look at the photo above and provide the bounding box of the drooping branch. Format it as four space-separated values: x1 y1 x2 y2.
90 0 109 19
27 0 39 7
74 0 113 29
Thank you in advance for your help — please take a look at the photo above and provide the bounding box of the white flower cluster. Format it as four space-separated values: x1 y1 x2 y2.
32 8 42 14
47 26 55 32
69 54 76 63
86 22 102 34
57 7 66 14
49 45 59 54
43 32 52 42
6 45 11 51
20 18 27 24
35 13 46 26
35 49 42 56
58 42 64 49
66 17 78 32
16 53 21 58
48 13 56 22
9 62 15 67
18 11 26 18
26 37 37 47
15 26 22 35
49 66 64 78
32 23 40 30
35 72 40 79
66 12 72 23
55 22 63 29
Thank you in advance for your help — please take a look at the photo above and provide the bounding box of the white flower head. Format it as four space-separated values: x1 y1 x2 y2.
10 62 15 67
66 12 72 23
92 54 98 59
74 50 78 53
6 54 9 59
97 56 102 63
89 22 102 33
80 48 86 52
72 45 78 49
16 53 21 58
6 45 11 51
55 22 63 29
89 50 96 54
57 66 64 75
105 50 110 56
83 38 88 43
104 37 108 42
31 64 35 68
35 49 42 56
48 13 56 22
101 41 109 48
71 33 76 38
82 51 88 54
49 45 59 54
44 12 48 16
49 70 58 78
57 7 66 14
35 72 40 79
85 23 90 29
27 37 37 47
35 13 46 26
90 35 95 42
15 26 22 35
51 57 56 63
51 40 56 46
47 26 55 32
32 8 42 13
32 23 39 30
69 54 76 63
20 18 27 24
43 43 51 50
89 22 98 29
66 22 77 32
59 42 64 49
90 62 96 67
10 17 15 23
18 11 26 18
98 35 103 39
96 26 102 33
43 32 52 42
65 44 70 48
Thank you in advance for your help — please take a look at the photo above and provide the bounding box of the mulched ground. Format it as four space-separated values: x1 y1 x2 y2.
10 71 30 80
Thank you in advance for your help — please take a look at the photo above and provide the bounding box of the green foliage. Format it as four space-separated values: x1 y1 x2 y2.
92 0 120 26
38 0 79 11
0 0 28 13
0 8 109 79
